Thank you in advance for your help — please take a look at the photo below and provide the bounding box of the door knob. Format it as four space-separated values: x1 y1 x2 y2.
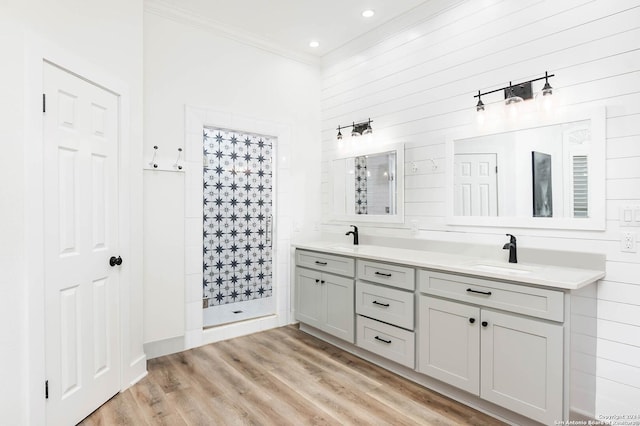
109 256 123 267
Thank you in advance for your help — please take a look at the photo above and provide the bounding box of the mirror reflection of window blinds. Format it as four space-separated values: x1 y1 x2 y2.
573 155 588 218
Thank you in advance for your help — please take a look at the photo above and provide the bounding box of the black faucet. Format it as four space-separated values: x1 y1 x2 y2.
345 225 359 245
503 234 517 263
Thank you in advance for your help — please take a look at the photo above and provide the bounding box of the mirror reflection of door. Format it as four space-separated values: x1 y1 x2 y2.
454 153 498 216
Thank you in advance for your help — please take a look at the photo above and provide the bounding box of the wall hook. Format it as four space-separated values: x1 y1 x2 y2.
149 145 158 169
174 147 183 170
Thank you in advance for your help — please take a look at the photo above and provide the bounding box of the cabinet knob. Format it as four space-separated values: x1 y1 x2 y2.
321 280 325 284
481 321 488 327
315 279 320 284
469 318 475 324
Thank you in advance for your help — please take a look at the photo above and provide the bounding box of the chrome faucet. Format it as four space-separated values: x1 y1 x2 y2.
345 225 359 245
503 234 517 263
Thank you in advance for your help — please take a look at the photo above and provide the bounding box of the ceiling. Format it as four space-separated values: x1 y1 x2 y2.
153 0 429 58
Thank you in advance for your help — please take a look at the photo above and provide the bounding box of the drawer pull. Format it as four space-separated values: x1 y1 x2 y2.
314 261 328 265
466 288 492 296
374 271 392 277
374 336 392 344
372 300 390 307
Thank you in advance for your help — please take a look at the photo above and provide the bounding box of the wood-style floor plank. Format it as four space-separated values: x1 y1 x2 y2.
80 325 505 426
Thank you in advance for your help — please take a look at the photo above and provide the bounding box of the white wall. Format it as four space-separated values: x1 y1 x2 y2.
142 8 322 351
320 0 640 417
0 0 144 423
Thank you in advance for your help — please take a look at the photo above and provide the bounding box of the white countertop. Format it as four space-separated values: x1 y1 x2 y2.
293 241 605 290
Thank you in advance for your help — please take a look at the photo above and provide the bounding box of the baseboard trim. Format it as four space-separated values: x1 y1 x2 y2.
144 335 185 359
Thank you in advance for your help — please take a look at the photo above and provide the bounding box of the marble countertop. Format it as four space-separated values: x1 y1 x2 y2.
293 241 605 290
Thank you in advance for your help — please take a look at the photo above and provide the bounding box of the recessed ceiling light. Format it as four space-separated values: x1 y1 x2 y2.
362 9 375 18
309 40 319 48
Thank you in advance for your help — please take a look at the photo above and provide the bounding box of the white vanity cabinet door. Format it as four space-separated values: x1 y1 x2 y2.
480 309 563 425
295 267 323 328
323 273 355 343
418 295 480 395
295 267 355 343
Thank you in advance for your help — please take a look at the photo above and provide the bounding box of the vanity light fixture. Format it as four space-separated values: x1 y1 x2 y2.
475 90 485 112
541 71 553 96
351 122 359 137
504 82 523 105
474 72 555 111
336 118 373 140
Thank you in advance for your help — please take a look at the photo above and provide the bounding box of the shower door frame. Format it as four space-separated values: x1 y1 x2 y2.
202 126 276 327
184 106 291 349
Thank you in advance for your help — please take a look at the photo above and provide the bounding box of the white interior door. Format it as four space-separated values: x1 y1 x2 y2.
43 62 121 426
454 153 498 216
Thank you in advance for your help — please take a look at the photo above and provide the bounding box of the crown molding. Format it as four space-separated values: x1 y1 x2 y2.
144 0 321 68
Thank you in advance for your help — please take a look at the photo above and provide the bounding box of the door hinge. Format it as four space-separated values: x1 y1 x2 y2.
45 380 49 399
495 165 498 173
42 93 46 113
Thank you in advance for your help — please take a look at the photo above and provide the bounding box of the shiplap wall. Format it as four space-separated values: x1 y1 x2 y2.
320 0 640 416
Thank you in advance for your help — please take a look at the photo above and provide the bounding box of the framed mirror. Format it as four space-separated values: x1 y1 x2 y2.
330 145 404 223
446 107 605 230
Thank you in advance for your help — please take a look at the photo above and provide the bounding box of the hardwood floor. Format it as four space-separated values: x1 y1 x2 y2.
80 325 504 425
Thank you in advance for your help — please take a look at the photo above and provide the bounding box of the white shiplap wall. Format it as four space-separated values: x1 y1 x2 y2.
320 0 640 417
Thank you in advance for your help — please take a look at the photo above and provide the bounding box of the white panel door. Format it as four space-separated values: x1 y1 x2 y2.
418 296 480 395
454 153 498 216
44 62 121 426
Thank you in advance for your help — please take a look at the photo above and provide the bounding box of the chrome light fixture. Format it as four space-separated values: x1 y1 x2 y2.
336 118 373 140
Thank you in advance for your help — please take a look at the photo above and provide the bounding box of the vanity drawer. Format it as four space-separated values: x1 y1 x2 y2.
418 270 564 322
357 316 415 369
356 281 414 330
296 250 355 278
357 260 415 291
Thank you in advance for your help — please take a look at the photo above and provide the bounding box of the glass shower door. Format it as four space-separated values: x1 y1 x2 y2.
202 127 274 327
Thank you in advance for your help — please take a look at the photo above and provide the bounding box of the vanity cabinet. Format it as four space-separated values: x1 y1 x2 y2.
418 271 564 425
293 243 603 425
295 250 355 343
355 259 415 368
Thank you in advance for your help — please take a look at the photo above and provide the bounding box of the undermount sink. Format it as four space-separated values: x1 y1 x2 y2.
469 262 538 275
328 244 364 253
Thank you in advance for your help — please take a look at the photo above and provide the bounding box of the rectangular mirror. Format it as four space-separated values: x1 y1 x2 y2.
446 108 605 230
331 146 404 223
